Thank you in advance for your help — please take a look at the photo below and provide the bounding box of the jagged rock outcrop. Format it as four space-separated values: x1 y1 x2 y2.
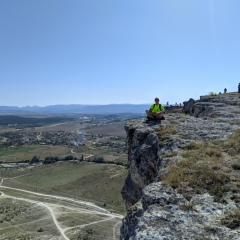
121 122 160 209
183 98 196 114
183 92 240 118
121 92 240 240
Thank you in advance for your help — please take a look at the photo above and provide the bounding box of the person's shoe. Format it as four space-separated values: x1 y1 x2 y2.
160 116 165 120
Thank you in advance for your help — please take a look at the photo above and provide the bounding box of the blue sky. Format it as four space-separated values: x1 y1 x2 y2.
1 0 240 106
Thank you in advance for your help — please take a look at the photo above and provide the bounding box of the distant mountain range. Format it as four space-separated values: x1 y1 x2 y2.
0 104 152 114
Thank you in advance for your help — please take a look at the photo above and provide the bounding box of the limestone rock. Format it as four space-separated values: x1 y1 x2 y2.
122 120 160 209
121 182 239 240
183 98 195 114
192 102 224 117
121 93 240 240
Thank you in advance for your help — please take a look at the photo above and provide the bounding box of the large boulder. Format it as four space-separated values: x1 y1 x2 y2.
183 98 195 114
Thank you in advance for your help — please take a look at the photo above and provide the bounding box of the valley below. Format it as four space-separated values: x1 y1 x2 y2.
0 113 138 239
0 180 122 240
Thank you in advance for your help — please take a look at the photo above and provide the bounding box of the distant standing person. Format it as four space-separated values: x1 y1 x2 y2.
224 88 227 94
146 97 165 121
238 83 240 97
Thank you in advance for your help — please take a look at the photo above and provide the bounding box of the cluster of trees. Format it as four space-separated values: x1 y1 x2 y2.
30 156 39 164
28 155 77 165
43 155 77 164
85 156 126 166
12 155 126 167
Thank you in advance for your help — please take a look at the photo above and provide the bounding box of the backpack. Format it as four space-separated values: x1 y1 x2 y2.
150 104 163 112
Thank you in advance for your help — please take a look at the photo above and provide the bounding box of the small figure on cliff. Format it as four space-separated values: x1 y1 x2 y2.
238 83 240 97
224 88 227 94
145 97 165 121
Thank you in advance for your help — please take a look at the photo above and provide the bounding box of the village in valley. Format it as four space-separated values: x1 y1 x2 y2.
0 113 141 168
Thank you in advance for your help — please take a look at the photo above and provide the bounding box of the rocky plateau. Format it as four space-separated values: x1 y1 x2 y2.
120 92 240 240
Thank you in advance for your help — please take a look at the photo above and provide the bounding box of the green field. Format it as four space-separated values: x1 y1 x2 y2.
1 161 128 214
0 146 36 157
0 145 77 162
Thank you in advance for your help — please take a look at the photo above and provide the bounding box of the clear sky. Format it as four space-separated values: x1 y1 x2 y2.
1 0 240 106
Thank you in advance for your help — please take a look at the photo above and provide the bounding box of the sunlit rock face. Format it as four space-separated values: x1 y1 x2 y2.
120 93 240 240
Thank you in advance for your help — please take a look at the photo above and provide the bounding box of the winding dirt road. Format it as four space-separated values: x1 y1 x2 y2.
0 178 123 240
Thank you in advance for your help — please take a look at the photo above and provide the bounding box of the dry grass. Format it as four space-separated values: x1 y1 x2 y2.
180 202 195 212
221 210 240 229
155 125 177 143
161 151 178 158
162 141 231 201
224 128 240 156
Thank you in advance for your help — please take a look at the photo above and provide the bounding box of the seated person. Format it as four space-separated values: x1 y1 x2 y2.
146 97 165 120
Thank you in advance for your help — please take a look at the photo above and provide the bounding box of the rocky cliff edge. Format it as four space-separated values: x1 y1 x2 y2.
121 92 240 240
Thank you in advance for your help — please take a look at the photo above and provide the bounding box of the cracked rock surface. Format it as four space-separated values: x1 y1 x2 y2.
120 93 240 240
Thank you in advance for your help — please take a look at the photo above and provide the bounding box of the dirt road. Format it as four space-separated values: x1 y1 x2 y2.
0 178 123 239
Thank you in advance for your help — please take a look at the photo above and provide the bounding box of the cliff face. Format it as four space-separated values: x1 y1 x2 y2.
121 92 240 240
121 123 160 209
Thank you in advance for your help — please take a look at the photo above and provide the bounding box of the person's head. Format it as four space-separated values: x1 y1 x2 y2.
154 97 159 103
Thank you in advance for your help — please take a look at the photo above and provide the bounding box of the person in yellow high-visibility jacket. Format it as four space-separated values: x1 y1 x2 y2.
145 97 165 120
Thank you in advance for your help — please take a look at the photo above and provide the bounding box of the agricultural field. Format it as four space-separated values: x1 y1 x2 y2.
85 121 126 136
0 114 133 239
0 115 129 164
26 121 92 133
0 161 127 213
0 145 72 162
0 161 127 239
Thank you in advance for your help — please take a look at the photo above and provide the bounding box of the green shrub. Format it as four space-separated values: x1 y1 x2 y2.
209 92 218 96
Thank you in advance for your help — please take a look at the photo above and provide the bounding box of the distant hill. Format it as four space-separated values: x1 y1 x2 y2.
0 104 151 114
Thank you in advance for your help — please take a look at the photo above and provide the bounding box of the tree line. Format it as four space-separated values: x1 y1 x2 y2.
27 155 126 166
